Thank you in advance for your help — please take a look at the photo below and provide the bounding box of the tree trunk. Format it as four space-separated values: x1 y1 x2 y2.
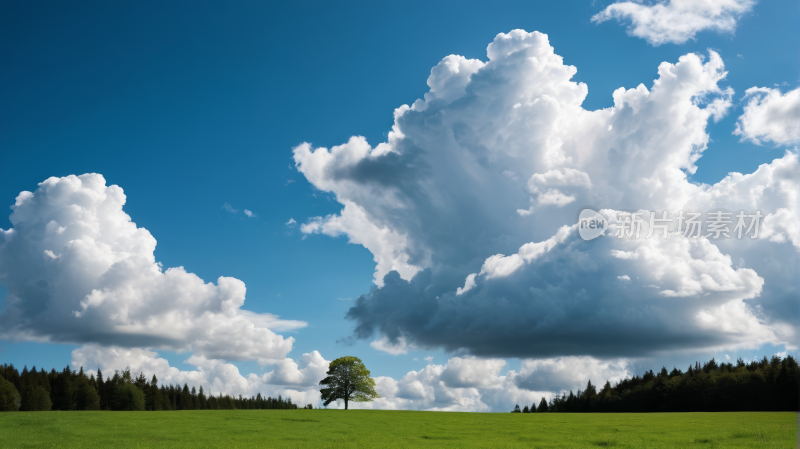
344 396 348 410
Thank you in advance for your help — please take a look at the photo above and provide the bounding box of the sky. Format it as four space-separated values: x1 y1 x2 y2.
0 0 798 411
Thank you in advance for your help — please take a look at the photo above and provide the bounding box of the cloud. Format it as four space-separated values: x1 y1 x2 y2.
0 174 304 364
456 273 476 295
591 0 756 46
340 355 629 412
244 209 256 218
222 202 239 213
262 351 330 387
513 356 630 393
298 201 422 286
72 345 325 406
294 30 799 359
734 87 800 145
237 310 307 332
286 218 297 226
370 334 415 355
346 357 500 411
526 168 592 207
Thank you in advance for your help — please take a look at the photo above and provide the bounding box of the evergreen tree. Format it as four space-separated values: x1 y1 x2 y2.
583 380 597 411
51 366 76 411
199 386 207 410
135 372 147 389
181 384 191 410
96 369 106 410
538 397 548 412
106 372 121 410
75 377 100 410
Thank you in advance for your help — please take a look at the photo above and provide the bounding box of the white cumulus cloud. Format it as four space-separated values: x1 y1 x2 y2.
734 87 800 145
343 355 630 412
0 174 303 364
294 30 798 358
591 0 756 46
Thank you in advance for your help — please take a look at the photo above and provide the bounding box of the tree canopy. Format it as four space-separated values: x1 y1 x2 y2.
319 356 379 410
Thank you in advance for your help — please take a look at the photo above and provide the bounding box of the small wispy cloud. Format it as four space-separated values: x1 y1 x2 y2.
244 209 256 218
286 218 297 226
591 0 755 46
424 356 434 363
337 297 352 301
222 203 239 213
285 179 295 185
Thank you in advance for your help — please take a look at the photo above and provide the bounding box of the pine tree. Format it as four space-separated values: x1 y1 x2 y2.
181 384 191 410
135 372 147 389
96 369 105 409
75 377 100 410
198 386 207 410
538 397 548 412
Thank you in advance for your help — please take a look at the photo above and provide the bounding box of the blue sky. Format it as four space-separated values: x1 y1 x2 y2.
1 0 798 411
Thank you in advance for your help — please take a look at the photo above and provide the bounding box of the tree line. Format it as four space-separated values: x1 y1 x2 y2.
513 355 799 413
0 364 309 411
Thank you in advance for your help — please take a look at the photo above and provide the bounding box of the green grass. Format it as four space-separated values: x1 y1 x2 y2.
0 410 795 448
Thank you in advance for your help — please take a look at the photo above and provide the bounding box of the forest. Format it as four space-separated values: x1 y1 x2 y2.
513 355 799 413
0 364 305 411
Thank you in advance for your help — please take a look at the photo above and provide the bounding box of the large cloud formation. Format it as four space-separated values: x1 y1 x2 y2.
295 30 798 359
0 172 638 410
591 0 755 46
0 174 303 364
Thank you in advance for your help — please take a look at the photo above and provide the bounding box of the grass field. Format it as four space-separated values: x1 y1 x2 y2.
0 410 795 448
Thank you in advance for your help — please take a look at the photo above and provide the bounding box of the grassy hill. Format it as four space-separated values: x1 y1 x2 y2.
0 409 795 448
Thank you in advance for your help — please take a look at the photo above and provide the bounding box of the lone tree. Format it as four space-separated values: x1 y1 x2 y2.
319 356 379 410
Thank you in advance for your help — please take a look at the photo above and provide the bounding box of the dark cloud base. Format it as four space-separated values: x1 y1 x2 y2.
346 236 735 359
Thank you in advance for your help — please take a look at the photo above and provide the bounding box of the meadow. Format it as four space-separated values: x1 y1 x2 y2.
0 410 795 448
